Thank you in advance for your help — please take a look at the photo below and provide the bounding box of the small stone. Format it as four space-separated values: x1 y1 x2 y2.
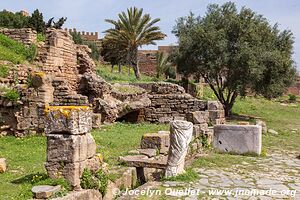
0 158 6 173
32 185 61 199
268 129 278 135
137 148 157 157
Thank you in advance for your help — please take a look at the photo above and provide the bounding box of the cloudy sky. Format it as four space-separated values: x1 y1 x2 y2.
1 0 299 71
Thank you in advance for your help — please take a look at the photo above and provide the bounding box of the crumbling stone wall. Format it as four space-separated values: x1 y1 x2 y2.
132 82 207 123
37 29 79 91
0 28 37 45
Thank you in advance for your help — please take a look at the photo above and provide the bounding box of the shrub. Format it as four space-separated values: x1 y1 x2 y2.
80 168 108 196
0 87 20 101
288 94 297 102
37 33 46 42
0 65 9 78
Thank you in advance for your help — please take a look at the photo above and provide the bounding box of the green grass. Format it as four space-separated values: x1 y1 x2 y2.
163 168 199 182
232 96 300 132
0 64 9 78
92 122 169 165
0 87 20 101
96 64 160 83
192 153 255 169
0 34 37 64
0 136 46 199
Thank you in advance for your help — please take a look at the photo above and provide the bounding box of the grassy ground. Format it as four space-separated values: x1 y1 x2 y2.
96 64 160 83
92 122 169 165
0 34 36 64
0 123 168 199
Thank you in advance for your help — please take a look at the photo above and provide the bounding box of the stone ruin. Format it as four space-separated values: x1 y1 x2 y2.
120 110 213 182
0 27 226 137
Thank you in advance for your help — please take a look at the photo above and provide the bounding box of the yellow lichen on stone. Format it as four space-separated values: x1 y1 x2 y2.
33 72 45 77
44 106 89 119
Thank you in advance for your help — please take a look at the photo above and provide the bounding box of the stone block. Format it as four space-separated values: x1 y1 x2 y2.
140 133 170 154
52 189 102 200
32 185 61 199
0 158 6 173
92 113 101 129
45 161 86 188
209 110 225 119
46 133 95 163
207 101 223 110
186 111 209 124
44 106 92 135
193 123 208 138
213 125 262 155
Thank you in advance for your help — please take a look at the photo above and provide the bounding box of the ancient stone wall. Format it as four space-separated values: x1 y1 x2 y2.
132 82 207 123
0 28 37 45
287 76 300 95
137 50 157 76
37 29 79 91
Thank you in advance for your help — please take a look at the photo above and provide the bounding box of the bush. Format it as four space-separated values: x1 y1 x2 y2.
80 169 108 196
0 87 20 101
288 94 297 102
0 65 9 78
37 33 46 42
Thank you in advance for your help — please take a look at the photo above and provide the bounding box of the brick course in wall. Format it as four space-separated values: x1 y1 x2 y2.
0 28 37 45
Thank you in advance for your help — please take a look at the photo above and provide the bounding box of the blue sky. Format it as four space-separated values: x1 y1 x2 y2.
1 0 299 71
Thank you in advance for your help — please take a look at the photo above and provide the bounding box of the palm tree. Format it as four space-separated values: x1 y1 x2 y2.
156 52 171 79
104 7 166 79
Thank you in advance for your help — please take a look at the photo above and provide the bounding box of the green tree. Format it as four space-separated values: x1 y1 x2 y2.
104 7 166 79
101 36 127 73
0 10 29 29
173 2 296 116
28 9 45 33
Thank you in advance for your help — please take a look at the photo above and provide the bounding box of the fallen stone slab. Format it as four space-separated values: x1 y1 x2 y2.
119 155 167 169
0 158 6 173
52 189 101 200
137 148 157 157
32 185 61 199
213 125 262 155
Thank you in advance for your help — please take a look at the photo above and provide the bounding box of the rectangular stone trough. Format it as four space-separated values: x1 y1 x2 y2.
213 125 262 155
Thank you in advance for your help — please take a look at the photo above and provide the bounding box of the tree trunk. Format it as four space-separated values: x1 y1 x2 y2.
111 64 114 73
118 63 122 73
223 103 232 117
132 63 141 80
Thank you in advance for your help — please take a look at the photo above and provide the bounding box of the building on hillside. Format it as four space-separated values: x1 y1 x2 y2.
138 46 177 76
287 76 300 95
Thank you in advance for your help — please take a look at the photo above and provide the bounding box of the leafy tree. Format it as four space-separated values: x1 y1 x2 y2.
173 2 296 116
0 10 29 29
28 9 45 33
104 7 166 79
101 37 127 72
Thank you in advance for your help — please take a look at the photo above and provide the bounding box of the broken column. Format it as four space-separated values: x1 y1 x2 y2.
44 105 99 189
165 120 193 178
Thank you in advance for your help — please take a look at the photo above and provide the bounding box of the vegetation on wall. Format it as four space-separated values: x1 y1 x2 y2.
0 34 37 63
173 2 296 116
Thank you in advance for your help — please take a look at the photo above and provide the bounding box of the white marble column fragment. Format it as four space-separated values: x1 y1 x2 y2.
165 120 193 178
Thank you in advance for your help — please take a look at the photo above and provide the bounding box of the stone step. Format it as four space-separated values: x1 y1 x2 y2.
119 155 167 169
